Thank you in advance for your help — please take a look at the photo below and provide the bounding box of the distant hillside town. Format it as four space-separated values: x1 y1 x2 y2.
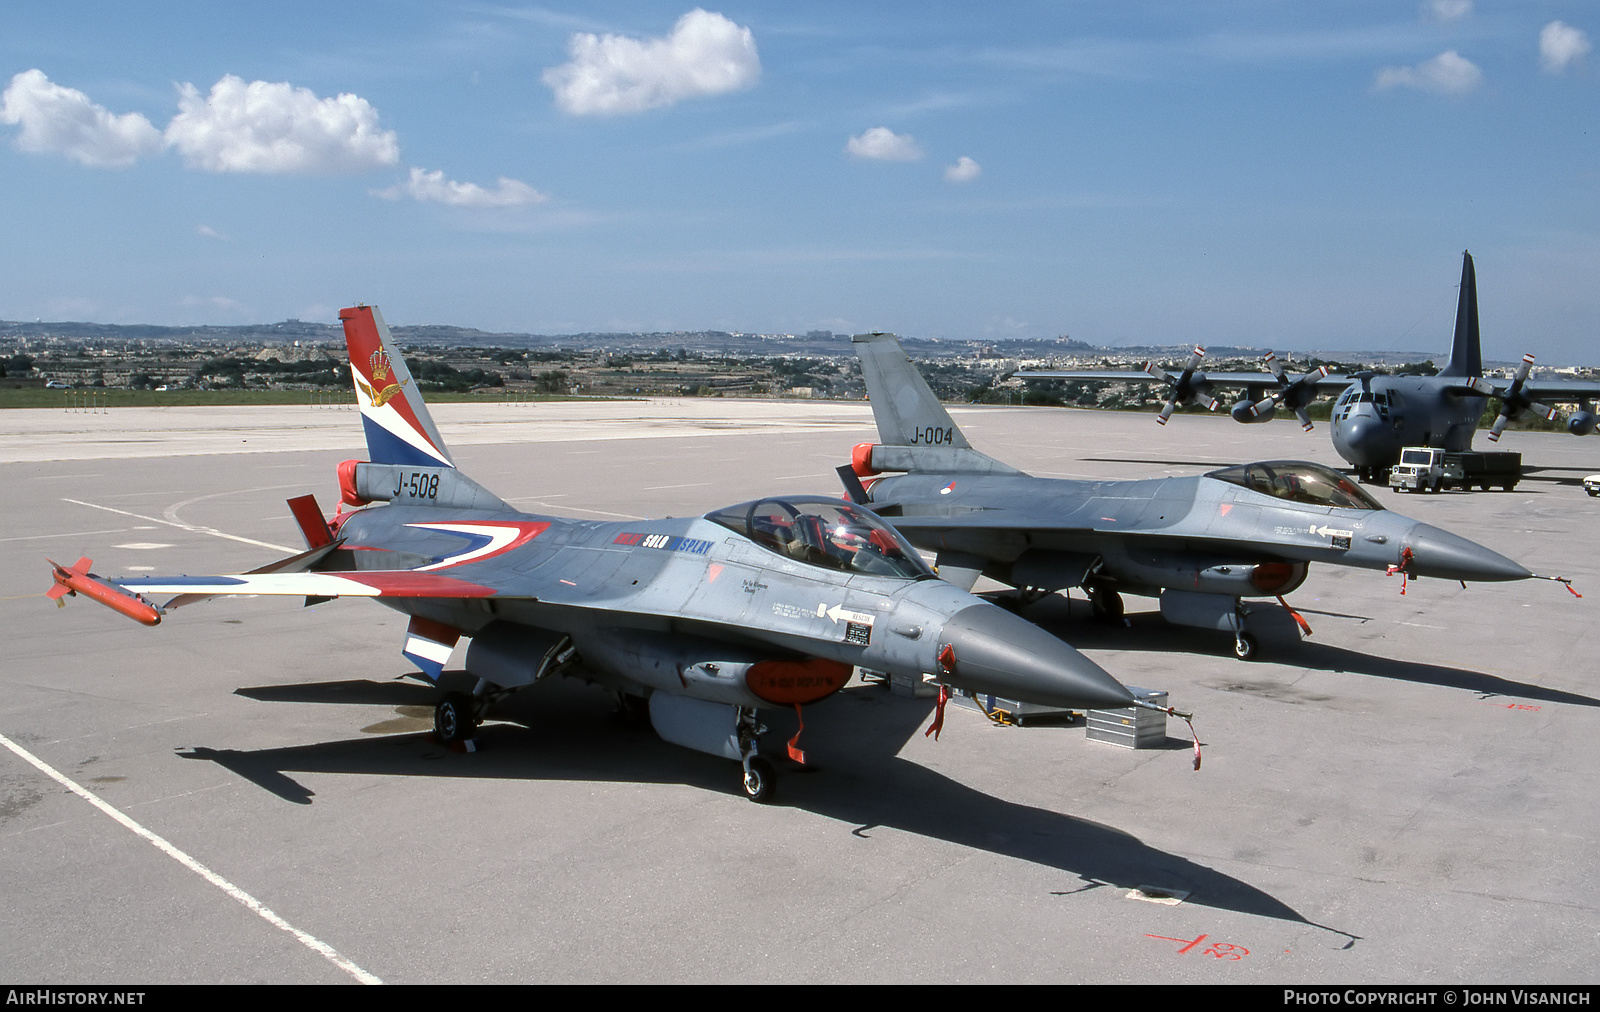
1 316 1593 407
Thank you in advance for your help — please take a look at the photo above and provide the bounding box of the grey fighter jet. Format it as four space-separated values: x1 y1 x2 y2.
45 305 1138 803
843 332 1534 661
1018 252 1600 480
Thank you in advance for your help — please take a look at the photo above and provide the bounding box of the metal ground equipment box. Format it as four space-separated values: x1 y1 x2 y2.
1086 687 1169 748
952 688 1078 725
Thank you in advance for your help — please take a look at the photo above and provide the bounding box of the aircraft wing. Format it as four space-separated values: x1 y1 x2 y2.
1018 369 1351 392
47 556 498 626
1490 378 1600 404
114 571 499 600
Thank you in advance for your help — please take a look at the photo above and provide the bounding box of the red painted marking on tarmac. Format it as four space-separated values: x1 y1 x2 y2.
1146 933 1249 960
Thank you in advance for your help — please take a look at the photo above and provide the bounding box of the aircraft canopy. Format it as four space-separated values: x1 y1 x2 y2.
1206 460 1385 511
706 496 935 579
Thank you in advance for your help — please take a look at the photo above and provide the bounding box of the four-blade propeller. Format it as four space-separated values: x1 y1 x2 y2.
1144 346 1218 425
1250 353 1331 432
1486 353 1558 442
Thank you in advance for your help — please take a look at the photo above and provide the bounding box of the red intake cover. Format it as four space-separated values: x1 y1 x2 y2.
851 443 880 477
338 459 370 507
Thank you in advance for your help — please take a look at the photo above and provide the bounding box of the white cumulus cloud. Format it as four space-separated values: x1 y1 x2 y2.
944 156 981 182
0 69 163 168
846 126 923 162
373 167 548 207
543 9 760 116
164 75 399 173
1373 50 1482 95
1422 1 1472 23
1540 21 1591 74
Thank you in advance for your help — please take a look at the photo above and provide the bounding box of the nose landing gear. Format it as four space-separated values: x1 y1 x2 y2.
736 707 777 803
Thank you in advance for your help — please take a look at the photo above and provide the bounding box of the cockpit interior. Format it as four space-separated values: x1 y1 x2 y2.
706 496 935 579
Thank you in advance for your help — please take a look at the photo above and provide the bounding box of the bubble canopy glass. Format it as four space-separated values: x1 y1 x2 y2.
706 496 936 579
1205 460 1385 511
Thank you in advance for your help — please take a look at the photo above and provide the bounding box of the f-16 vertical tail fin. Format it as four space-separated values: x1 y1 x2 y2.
340 305 454 468
1439 250 1483 379
852 333 1022 476
337 305 510 512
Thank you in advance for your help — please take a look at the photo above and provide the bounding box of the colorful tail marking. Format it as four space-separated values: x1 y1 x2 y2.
340 305 453 468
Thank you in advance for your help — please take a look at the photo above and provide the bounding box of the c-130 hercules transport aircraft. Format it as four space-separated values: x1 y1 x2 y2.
46 305 1143 802
1018 252 1600 481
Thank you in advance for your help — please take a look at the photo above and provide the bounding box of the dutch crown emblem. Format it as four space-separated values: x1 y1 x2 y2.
359 348 405 408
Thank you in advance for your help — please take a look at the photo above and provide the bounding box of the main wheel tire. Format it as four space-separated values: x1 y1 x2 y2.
1233 632 1260 662
742 757 777 804
434 692 477 743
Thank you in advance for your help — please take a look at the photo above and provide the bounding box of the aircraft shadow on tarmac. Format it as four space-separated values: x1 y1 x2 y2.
190 675 1354 940
1005 594 1600 709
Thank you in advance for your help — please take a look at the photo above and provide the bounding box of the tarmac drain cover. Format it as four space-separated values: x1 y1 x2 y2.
1127 885 1190 905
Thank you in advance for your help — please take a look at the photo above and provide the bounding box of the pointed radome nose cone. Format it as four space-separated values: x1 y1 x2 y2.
938 604 1135 711
1405 523 1531 582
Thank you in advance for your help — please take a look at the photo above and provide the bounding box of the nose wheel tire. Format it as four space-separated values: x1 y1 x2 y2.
742 757 777 803
1233 632 1260 662
434 692 478 744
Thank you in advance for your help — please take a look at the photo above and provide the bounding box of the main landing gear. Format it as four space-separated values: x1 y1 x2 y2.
1087 583 1124 623
434 691 478 745
433 678 515 750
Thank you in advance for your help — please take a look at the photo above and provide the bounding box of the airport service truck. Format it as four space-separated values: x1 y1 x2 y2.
1388 446 1521 493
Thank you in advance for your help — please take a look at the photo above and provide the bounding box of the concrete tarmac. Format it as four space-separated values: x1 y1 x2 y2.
2 400 1597 984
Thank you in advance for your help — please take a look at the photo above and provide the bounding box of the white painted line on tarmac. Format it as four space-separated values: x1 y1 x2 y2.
0 728 382 985
0 528 129 543
61 499 293 553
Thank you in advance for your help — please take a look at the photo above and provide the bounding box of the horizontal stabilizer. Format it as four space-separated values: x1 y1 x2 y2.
287 494 334 549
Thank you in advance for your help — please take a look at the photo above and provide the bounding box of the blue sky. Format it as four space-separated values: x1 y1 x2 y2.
2 2 1596 364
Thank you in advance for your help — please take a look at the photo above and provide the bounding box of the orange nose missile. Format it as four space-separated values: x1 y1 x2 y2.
47 558 163 626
